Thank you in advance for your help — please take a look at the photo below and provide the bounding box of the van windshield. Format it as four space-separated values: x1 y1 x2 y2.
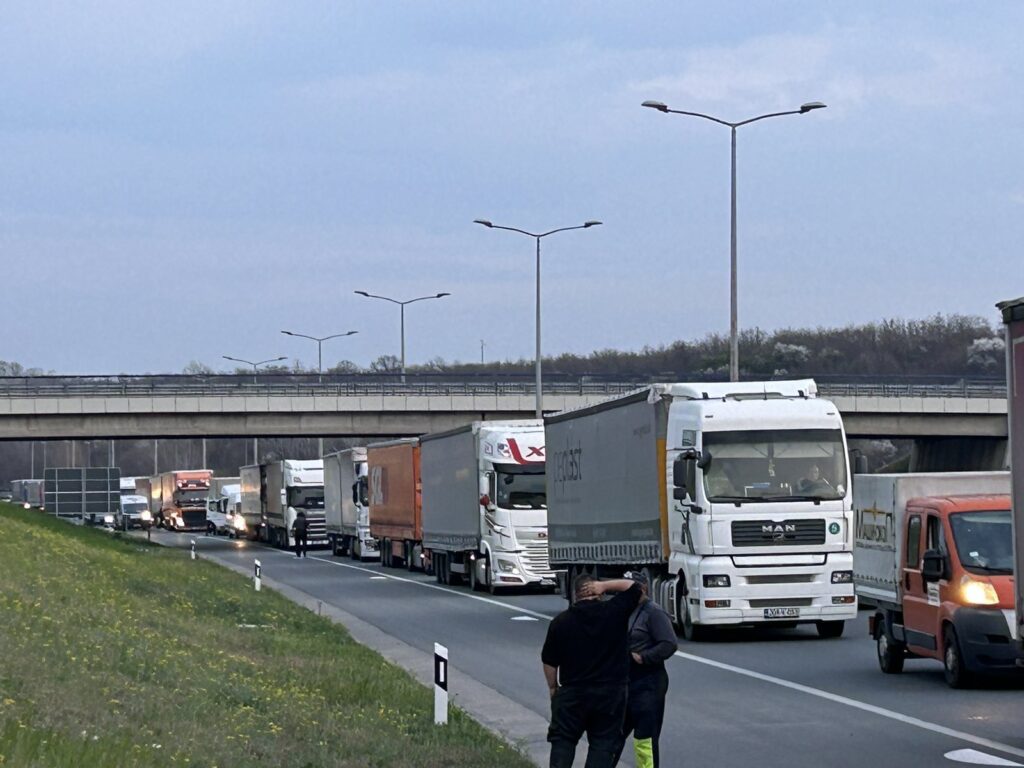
949 510 1013 575
496 466 546 509
702 429 847 502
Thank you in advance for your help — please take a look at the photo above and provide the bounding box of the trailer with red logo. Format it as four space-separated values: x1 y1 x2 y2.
998 295 1024 657
368 439 423 569
422 420 554 592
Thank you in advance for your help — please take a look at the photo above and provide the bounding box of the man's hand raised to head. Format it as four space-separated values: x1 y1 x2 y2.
578 578 636 600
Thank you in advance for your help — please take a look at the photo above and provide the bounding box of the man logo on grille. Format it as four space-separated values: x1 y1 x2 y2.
762 523 796 541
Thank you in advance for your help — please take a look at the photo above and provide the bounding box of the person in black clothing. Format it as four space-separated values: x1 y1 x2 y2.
541 574 642 768
613 571 678 768
292 511 308 558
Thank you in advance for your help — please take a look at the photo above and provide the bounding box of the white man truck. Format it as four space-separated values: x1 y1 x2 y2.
546 380 857 640
264 460 327 549
422 421 556 592
999 295 1024 658
325 448 377 559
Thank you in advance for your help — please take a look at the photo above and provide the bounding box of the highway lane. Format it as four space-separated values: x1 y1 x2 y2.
149 531 1024 767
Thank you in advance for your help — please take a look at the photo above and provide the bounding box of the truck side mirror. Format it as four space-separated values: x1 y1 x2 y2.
672 451 699 501
921 549 947 582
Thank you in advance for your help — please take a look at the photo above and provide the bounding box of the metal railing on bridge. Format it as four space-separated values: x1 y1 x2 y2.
0 373 1007 400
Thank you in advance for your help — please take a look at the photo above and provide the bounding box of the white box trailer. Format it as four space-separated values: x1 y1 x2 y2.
325 448 376 559
999 295 1024 655
422 421 554 591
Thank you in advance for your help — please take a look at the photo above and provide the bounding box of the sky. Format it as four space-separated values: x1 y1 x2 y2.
2 1 1023 374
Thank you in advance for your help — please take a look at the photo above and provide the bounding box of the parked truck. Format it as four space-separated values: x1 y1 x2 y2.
998 295 1024 658
546 380 857 640
854 472 1020 686
264 460 327 549
325 448 377 559
158 470 212 531
238 464 266 539
368 439 422 569
11 479 45 509
422 421 555 591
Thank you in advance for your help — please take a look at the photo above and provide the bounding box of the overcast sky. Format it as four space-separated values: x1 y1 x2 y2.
2 2 1022 374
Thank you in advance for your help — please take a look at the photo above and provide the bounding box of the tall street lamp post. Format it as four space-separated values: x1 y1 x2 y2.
222 355 288 385
281 330 358 383
353 291 450 382
473 219 602 418
642 99 826 382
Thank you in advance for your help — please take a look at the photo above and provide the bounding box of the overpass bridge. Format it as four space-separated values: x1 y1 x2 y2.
0 374 1008 447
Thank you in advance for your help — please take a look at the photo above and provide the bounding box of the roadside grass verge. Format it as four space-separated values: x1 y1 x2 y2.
0 503 533 768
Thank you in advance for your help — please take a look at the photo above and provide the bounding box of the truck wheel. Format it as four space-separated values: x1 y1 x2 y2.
682 599 709 642
350 539 360 560
468 558 479 591
943 625 974 689
876 626 905 674
816 621 845 639
405 543 418 573
434 553 444 584
381 538 391 568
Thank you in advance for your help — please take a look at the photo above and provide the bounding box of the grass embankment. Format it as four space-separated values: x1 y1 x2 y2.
0 503 532 768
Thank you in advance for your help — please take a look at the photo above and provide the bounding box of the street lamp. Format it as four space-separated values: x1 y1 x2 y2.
281 330 358 382
642 99 826 382
222 355 288 384
353 291 450 381
473 219 602 418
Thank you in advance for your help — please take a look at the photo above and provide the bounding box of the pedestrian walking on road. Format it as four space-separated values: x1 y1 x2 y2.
613 571 678 768
542 575 642 768
292 511 308 558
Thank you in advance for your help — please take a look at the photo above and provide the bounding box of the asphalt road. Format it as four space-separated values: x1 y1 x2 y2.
148 531 1024 768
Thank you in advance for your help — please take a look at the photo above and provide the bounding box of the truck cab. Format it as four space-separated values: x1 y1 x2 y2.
876 494 1020 686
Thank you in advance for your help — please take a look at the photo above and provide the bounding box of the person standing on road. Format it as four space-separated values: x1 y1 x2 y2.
614 571 678 768
542 575 642 768
292 510 308 558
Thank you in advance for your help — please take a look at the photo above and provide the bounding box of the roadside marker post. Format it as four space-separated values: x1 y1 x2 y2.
190 539 196 560
254 559 262 592
434 643 449 725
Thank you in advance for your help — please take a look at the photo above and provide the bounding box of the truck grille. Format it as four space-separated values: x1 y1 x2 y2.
520 542 554 576
731 519 825 547
307 515 327 541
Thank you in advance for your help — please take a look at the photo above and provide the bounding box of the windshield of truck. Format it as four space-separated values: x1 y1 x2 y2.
122 502 147 515
702 429 846 502
949 510 1013 575
176 490 207 506
288 487 325 510
496 466 546 509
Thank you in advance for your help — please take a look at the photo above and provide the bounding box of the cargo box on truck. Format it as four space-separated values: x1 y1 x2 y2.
998 296 1024 658
325 448 376 559
422 420 555 591
368 439 422 570
238 464 266 539
546 380 857 640
854 472 1020 686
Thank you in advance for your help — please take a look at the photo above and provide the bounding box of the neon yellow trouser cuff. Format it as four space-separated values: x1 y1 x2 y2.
634 737 654 768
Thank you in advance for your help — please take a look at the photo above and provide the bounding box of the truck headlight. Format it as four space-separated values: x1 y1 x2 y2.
960 576 998 606
703 575 730 588
497 558 519 574
831 570 853 584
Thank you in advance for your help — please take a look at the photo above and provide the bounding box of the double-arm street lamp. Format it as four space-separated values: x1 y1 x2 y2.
353 291 450 381
222 355 288 384
281 330 358 382
642 99 826 382
473 219 602 418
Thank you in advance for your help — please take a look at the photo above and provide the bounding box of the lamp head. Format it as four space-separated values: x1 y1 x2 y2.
473 219 493 228
436 292 451 298
583 220 602 228
642 100 669 112
281 331 295 336
354 290 369 297
799 101 827 113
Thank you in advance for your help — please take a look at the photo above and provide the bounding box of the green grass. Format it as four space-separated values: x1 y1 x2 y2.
0 503 533 768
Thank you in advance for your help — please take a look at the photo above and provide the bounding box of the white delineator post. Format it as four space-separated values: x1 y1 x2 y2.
191 539 196 560
254 559 262 592
434 643 448 725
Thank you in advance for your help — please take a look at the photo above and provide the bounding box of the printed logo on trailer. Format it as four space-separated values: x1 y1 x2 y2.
507 439 545 464
369 466 386 506
553 440 583 493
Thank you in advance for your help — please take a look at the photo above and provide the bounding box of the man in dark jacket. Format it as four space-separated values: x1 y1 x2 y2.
614 571 678 768
541 574 642 768
291 511 308 558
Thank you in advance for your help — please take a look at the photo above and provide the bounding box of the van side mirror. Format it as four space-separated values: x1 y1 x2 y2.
921 549 947 583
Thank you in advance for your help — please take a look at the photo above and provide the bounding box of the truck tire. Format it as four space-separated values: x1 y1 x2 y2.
943 625 974 689
405 542 418 573
350 538 360 561
469 557 480 591
816 621 845 639
682 598 709 642
876 626 905 674
434 553 445 584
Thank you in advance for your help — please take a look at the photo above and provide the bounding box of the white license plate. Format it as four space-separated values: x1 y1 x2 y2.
764 607 800 619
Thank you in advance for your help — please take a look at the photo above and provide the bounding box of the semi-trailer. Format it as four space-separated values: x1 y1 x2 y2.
11 479 44 509
325 448 377 559
158 470 212 531
854 472 1020 686
422 420 555 591
998 295 1024 658
368 439 422 569
545 380 857 640
238 464 265 539
262 460 326 548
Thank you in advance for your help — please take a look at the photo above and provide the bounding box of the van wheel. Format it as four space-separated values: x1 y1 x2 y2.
816 621 845 639
682 598 709 642
943 625 974 689
876 625 905 674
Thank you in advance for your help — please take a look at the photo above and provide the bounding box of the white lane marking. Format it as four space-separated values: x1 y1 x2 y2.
511 616 539 622
674 650 1024 761
304 554 554 621
369 576 388 580
945 749 1023 766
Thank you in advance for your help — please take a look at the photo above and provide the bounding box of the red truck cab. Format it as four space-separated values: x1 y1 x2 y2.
877 493 1020 687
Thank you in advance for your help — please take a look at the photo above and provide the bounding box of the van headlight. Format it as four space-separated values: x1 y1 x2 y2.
960 576 998 606
233 517 247 531
104 515 115 525
140 510 153 522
